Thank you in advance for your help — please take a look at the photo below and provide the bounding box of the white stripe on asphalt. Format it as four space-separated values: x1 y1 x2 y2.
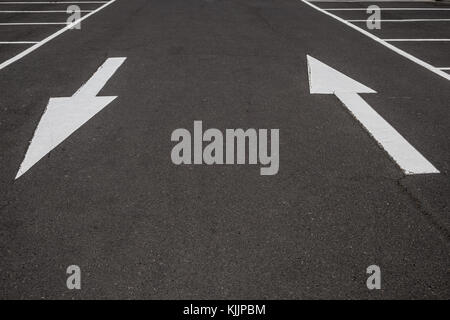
309 0 435 2
0 41 39 44
0 1 107 3
348 19 450 22
384 39 450 42
301 0 450 81
0 10 93 13
326 8 450 11
438 67 450 70
335 92 439 175
0 22 66 25
0 0 116 71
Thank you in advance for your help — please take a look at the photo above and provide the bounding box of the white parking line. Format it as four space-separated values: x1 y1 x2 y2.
326 8 450 11
438 67 450 70
348 19 450 22
301 0 450 81
384 39 450 42
0 22 66 25
0 41 39 44
15 57 126 179
0 10 93 13
0 1 107 3
309 0 436 2
0 0 116 71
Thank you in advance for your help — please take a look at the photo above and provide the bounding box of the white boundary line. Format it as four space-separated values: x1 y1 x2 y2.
384 38 450 41
308 0 436 2
0 10 93 12
301 0 450 81
438 67 450 70
0 41 39 44
326 8 450 11
348 19 450 22
0 22 66 25
0 1 107 3
0 0 116 71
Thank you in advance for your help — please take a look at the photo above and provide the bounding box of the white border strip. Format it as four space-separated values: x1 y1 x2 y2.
301 0 450 81
0 0 116 71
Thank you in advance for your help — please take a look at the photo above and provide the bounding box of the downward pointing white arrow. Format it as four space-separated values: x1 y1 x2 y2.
15 57 126 179
307 55 439 175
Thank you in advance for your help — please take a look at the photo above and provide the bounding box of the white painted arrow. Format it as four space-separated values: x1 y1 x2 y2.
15 57 126 179
307 55 439 175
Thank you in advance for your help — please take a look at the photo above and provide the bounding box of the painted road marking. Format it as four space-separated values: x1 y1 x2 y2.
308 0 435 2
0 2 108 3
0 0 116 71
15 57 126 179
348 19 450 22
307 55 439 175
301 0 450 81
0 41 39 44
326 8 450 11
0 22 67 25
0 10 93 13
384 39 450 42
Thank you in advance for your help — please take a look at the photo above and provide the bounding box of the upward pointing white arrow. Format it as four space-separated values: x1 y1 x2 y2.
15 57 126 179
307 55 439 175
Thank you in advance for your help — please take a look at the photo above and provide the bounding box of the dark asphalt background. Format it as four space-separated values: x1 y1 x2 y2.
0 0 449 299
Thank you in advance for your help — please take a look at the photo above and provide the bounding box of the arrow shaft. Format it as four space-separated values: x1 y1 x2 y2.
335 92 439 175
73 57 126 98
15 57 126 179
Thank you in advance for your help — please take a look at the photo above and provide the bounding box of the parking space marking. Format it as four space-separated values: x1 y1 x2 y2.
0 10 93 13
0 1 107 3
0 22 66 25
0 0 116 71
326 8 450 11
0 41 39 44
384 39 450 42
301 0 450 81
348 19 450 22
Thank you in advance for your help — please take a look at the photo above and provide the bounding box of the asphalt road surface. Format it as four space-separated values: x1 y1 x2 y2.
0 0 449 299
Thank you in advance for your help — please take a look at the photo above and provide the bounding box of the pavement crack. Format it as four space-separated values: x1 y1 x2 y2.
245 6 295 43
396 176 450 245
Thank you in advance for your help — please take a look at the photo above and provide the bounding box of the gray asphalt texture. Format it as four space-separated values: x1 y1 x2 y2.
0 0 449 299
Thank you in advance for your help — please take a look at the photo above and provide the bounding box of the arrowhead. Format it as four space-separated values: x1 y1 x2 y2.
307 55 376 94
15 95 116 179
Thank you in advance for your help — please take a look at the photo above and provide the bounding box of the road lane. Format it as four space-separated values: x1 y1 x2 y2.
0 0 449 299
